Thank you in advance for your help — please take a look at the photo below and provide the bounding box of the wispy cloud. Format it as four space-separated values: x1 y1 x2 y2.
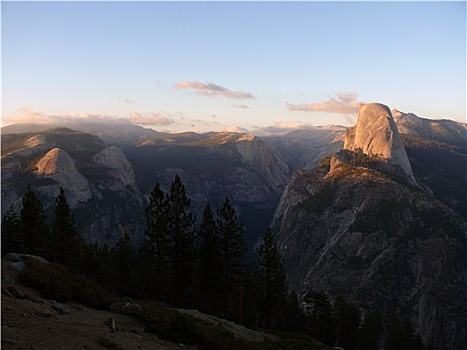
286 92 360 114
175 81 254 100
120 97 135 104
129 112 174 126
232 104 250 109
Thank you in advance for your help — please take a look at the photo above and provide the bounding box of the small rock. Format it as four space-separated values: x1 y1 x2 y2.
110 302 143 316
52 303 70 315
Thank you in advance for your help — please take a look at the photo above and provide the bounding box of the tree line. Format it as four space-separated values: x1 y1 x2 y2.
2 175 437 349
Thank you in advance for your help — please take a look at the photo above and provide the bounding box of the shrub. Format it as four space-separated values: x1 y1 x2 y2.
19 260 113 309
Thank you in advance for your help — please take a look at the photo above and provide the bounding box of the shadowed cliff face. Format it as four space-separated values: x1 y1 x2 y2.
344 103 415 182
273 161 466 349
272 112 467 349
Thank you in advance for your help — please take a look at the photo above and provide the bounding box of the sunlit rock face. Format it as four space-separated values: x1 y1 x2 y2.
34 148 92 206
271 102 466 349
344 103 415 181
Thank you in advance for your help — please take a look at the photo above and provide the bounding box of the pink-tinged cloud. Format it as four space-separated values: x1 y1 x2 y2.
286 92 360 114
129 112 174 126
223 125 250 134
175 81 254 99
2 108 118 126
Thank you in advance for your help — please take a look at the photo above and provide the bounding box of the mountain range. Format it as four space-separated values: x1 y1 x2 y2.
2 104 466 348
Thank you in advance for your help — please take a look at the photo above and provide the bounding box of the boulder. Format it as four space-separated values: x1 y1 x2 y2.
110 302 143 316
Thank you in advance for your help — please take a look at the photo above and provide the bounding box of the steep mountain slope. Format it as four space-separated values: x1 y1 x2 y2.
272 103 467 349
125 132 292 248
2 129 296 250
393 111 467 217
265 127 345 171
394 109 466 150
1 128 145 246
1 121 164 147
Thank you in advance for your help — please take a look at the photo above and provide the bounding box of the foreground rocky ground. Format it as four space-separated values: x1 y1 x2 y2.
1 259 197 350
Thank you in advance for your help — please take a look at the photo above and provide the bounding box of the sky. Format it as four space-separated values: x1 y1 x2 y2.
2 1 466 135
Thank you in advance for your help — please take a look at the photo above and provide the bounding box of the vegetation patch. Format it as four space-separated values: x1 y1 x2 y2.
19 260 114 309
349 197 409 234
299 184 336 214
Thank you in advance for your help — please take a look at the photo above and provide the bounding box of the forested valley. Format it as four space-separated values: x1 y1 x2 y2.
2 174 437 350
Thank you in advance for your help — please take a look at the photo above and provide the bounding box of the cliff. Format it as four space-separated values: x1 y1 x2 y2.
344 103 415 182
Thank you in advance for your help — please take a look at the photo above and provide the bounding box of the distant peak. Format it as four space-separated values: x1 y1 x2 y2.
343 102 416 182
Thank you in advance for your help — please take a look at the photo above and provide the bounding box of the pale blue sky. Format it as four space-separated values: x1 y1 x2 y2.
2 1 466 134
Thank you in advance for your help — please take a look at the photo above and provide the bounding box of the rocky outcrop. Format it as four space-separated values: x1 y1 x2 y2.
344 103 415 182
394 109 467 149
93 146 138 192
272 133 467 349
235 136 290 195
34 148 92 206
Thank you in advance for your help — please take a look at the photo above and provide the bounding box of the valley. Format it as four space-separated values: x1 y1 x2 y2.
1 103 466 349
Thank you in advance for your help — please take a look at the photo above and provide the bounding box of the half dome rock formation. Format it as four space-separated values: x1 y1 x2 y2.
34 148 92 205
344 103 415 182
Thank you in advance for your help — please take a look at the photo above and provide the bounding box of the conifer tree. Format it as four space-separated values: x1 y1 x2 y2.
217 197 247 319
20 186 48 256
50 187 82 269
111 230 137 297
166 174 196 307
359 309 383 350
144 182 169 301
334 296 361 349
386 314 416 350
137 239 157 300
1 205 22 254
256 227 288 329
306 290 336 346
197 203 222 314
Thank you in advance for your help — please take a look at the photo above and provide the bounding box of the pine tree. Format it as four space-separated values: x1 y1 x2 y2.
1 205 22 254
111 230 137 297
137 239 157 300
166 174 196 307
50 187 83 269
20 186 48 256
359 309 383 350
386 314 416 350
197 203 223 314
144 182 169 301
217 197 247 319
334 296 361 350
256 227 288 329
305 290 336 346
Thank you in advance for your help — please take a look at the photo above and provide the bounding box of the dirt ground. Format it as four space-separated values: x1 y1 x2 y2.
1 258 198 350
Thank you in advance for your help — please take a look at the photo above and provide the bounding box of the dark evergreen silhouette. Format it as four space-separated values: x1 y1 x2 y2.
359 309 383 350
49 187 83 270
256 227 288 329
305 291 336 346
166 174 196 307
334 295 361 350
217 197 247 319
20 186 48 256
197 203 222 314
1 205 22 254
387 314 417 350
144 181 169 301
111 230 137 297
